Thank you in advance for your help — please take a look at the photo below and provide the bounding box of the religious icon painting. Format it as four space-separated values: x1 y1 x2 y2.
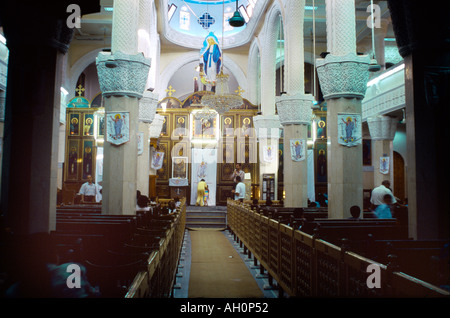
174 115 188 137
290 139 306 162
315 142 327 184
96 114 105 138
221 115 234 137
172 157 188 179
67 139 79 181
69 113 80 136
83 113 94 136
337 113 362 147
316 116 327 139
160 115 169 137
263 145 275 163
82 140 94 180
151 151 165 170
239 116 253 137
193 116 217 139
380 156 390 174
106 111 130 146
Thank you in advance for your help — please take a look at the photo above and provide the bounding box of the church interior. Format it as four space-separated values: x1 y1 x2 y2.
0 0 449 303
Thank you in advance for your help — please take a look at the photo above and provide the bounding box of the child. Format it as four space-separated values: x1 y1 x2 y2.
203 187 209 206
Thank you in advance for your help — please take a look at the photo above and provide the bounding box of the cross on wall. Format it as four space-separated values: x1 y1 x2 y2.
76 84 85 96
166 85 176 97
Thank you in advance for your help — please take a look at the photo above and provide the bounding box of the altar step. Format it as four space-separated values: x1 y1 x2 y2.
185 206 227 229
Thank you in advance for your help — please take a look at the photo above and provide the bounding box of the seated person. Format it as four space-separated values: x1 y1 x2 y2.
168 200 177 213
348 205 361 219
265 198 273 207
174 197 181 208
136 195 150 212
373 194 393 219
250 198 260 211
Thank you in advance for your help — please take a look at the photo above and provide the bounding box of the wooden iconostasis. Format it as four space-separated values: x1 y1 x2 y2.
155 92 262 205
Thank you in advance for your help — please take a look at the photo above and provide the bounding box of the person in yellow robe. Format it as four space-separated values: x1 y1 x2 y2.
196 179 208 206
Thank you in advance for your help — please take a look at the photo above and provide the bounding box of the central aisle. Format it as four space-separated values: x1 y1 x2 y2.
188 229 264 298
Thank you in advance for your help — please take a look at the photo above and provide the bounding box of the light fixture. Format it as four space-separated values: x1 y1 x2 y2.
229 1 245 27
201 1 243 114
368 0 381 72
201 70 243 114
194 105 217 120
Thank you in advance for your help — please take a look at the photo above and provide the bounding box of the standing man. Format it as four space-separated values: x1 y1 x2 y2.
231 163 245 185
370 180 397 210
232 176 246 202
78 175 99 203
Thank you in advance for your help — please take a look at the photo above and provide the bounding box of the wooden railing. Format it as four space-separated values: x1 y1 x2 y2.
227 199 449 297
125 199 186 298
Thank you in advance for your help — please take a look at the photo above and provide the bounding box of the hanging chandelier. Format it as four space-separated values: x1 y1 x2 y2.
201 70 243 114
200 1 243 115
194 104 217 120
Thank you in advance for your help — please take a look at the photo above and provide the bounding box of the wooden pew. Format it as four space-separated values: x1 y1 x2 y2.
350 238 450 287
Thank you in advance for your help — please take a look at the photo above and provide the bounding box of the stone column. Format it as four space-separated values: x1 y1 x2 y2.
137 91 158 197
253 115 281 200
387 0 449 239
367 115 397 188
275 0 313 207
96 0 151 215
0 2 99 235
316 0 370 218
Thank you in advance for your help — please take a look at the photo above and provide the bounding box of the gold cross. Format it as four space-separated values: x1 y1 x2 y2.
166 85 176 97
235 86 245 96
76 84 85 96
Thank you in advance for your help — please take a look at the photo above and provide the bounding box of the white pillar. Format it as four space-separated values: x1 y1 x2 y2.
96 0 151 215
316 0 370 218
111 0 139 55
137 90 158 197
276 0 313 207
325 0 356 56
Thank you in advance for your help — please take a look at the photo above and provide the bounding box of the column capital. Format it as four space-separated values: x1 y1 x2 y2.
316 53 370 100
253 114 281 139
275 93 314 126
367 115 398 140
139 90 159 123
149 114 165 138
96 51 151 98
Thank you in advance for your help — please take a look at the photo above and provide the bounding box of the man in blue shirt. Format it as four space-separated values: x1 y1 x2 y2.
374 194 393 219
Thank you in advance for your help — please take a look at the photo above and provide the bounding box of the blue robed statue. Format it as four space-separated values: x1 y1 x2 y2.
199 32 222 85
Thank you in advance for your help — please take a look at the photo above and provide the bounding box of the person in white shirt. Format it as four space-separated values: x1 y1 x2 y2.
370 180 397 210
231 163 245 184
78 175 99 203
232 176 246 202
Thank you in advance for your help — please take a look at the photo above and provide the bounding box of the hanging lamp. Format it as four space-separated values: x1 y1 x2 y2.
368 0 381 72
229 0 245 27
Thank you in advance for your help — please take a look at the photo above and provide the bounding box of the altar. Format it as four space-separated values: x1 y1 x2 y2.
169 177 189 201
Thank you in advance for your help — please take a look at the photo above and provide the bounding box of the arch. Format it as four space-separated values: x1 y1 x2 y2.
157 51 247 99
68 47 107 98
247 39 261 106
259 1 284 115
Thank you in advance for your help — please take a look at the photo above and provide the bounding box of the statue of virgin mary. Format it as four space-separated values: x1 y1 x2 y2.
199 32 222 85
